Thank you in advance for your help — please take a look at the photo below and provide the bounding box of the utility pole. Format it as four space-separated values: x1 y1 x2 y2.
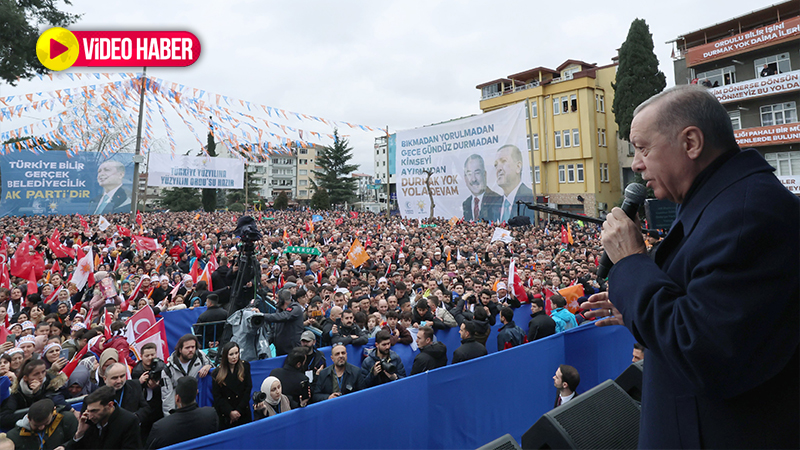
385 126 391 212
130 67 147 225
525 98 539 224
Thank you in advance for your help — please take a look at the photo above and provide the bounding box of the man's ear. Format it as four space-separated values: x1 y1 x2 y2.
682 126 705 160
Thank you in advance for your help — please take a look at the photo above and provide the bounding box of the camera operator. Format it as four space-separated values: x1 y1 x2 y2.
312 344 364 403
331 309 368 347
268 348 311 408
131 343 158 384
139 358 166 439
262 289 304 356
361 330 406 387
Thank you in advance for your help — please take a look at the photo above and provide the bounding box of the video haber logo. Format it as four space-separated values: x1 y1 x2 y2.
37 28 201 71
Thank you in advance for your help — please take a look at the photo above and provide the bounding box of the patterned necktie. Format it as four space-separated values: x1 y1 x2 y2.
473 197 480 220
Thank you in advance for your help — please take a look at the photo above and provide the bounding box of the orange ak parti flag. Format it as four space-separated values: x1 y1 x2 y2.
558 284 585 314
347 239 369 268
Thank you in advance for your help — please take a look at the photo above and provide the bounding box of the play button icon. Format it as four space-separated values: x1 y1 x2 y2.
50 39 69 59
36 27 79 71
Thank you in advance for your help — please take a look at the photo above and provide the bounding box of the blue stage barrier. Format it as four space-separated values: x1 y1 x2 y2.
161 307 206 352
163 324 634 450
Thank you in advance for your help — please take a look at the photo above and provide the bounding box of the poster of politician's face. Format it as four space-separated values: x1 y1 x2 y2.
395 103 531 221
0 152 134 216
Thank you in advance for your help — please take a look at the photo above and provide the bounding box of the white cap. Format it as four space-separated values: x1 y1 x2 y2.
496 282 507 291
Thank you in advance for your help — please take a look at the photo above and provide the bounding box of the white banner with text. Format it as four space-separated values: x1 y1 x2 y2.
148 154 244 189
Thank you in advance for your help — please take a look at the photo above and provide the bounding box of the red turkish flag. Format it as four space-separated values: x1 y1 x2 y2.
48 229 75 259
132 235 159 251
10 235 45 284
560 225 569 244
189 258 200 283
116 225 132 237
508 259 528 303
350 211 358 219
335 217 343 226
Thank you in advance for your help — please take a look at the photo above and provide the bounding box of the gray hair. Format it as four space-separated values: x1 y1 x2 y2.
464 154 485 170
633 85 738 152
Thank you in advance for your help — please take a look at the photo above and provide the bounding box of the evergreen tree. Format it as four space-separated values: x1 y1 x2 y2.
273 192 289 210
202 131 217 212
311 129 358 207
612 18 666 141
161 188 201 211
310 188 330 210
0 0 81 85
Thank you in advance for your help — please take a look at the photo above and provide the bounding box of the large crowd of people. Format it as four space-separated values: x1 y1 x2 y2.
0 208 611 448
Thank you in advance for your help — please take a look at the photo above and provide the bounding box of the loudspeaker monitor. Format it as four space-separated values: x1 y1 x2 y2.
614 359 644 402
521 380 640 450
476 433 522 450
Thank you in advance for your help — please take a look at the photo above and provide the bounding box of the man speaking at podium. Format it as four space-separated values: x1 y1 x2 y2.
581 85 799 449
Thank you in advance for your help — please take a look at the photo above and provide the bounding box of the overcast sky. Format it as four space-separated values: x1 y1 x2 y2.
1 0 762 173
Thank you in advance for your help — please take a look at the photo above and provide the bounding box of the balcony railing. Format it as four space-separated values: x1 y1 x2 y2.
480 80 540 100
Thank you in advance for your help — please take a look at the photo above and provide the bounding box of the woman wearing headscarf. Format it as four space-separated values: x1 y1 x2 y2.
211 342 252 429
253 376 292 419
65 359 98 399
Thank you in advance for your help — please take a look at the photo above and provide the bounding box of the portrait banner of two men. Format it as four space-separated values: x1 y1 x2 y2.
0 152 134 217
396 103 534 221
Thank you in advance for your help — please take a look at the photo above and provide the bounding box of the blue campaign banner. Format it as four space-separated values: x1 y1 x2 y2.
388 133 396 175
0 151 135 217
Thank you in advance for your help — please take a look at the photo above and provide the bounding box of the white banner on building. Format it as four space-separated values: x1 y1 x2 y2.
710 70 800 104
147 154 244 189
395 103 529 220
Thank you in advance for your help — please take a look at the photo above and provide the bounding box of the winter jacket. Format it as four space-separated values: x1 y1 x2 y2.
528 310 556 341
497 321 526 350
160 349 212 416
0 373 69 429
452 337 487 364
411 341 448 375
263 301 305 356
6 411 78 450
361 347 406 387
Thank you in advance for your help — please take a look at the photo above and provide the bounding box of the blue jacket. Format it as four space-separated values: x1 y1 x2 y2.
497 321 526 350
550 308 577 333
610 149 799 448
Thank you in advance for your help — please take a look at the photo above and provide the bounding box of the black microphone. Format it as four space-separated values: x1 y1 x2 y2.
597 183 647 279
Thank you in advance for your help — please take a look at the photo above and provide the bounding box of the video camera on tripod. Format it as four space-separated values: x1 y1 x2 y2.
228 215 263 314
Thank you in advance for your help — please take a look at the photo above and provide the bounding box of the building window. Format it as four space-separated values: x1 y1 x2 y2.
577 163 584 182
526 135 531 150
482 83 501 98
272 158 278 164
562 96 569 114
299 179 307 186
531 101 538 118
554 131 562 149
558 165 566 183
553 97 560 116
599 95 605 113
697 65 737 86
299 190 307 196
765 151 800 176
534 166 540 184
563 67 580 79
563 129 571 147
761 102 797 126
570 94 577 112
567 164 575 183
755 53 791 78
595 94 599 111
299 169 307 175
728 111 741 130
533 133 539 150
299 159 307 165
299 148 308 154
600 163 609 183
572 129 580 146
376 149 380 155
